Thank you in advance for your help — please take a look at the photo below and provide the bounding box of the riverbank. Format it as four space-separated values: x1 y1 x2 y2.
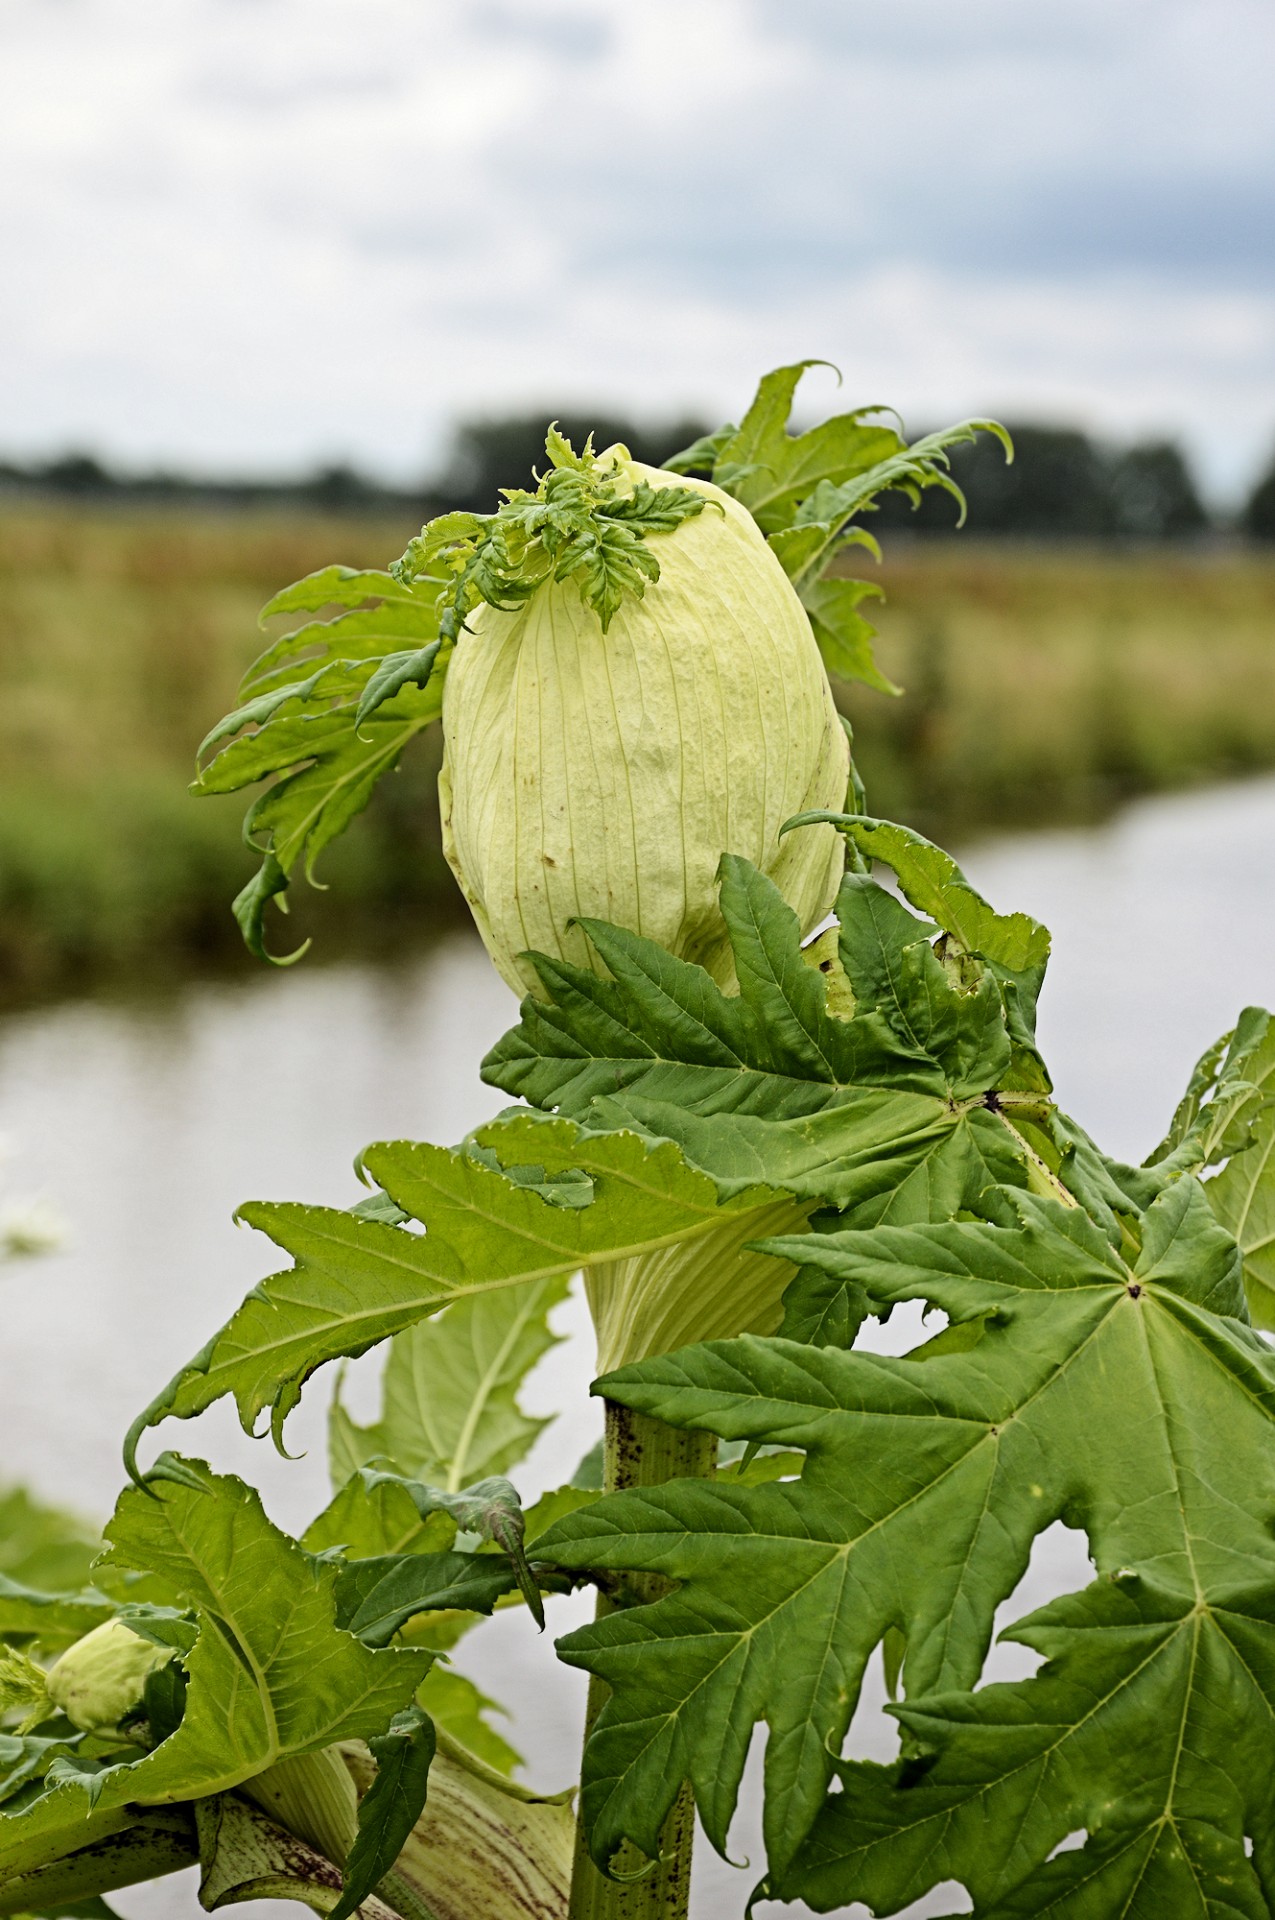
2 501 1273 1003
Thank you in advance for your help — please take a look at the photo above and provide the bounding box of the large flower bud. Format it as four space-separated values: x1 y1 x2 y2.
46 1618 172 1732
439 458 848 998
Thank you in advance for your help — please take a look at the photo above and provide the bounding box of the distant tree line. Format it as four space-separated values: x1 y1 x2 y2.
5 417 1275 540
871 426 1212 540
0 452 430 515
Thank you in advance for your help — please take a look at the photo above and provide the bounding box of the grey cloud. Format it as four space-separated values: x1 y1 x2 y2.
461 1 1275 299
465 1 611 60
2 0 1272 489
746 0 1259 70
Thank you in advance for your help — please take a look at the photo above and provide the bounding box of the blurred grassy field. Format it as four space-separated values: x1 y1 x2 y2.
1 501 1273 1002
852 544 1275 837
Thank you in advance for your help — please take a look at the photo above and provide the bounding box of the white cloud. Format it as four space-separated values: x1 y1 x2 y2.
2 0 1272 499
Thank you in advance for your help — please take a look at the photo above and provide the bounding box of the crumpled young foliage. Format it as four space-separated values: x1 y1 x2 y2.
191 564 450 961
483 832 1048 1224
194 364 1009 961
191 431 704 962
666 358 1010 692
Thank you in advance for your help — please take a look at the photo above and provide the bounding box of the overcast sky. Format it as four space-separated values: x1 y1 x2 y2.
4 0 1273 500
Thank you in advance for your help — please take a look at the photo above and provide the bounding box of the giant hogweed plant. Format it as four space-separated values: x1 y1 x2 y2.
4 367 1275 1920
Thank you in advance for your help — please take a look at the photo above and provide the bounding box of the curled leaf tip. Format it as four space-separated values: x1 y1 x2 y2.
270 1395 306 1460
232 854 311 966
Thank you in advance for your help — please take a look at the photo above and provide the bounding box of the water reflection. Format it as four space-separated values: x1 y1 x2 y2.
2 775 1273 1919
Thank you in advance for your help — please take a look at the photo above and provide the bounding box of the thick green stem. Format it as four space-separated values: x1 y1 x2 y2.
567 1401 716 1920
0 1811 197 1916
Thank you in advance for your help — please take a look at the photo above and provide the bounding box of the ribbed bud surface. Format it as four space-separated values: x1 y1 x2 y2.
440 461 847 997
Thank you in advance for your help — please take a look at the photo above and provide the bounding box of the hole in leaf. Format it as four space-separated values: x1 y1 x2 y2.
981 1520 1094 1687
855 1297 949 1358
1246 1834 1255 1857
1046 1830 1088 1861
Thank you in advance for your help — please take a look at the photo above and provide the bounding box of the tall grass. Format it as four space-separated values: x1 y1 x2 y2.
855 545 1275 837
0 504 452 999
1 503 1273 1001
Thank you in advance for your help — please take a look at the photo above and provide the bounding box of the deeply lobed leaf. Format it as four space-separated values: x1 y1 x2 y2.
535 1177 1275 1903
328 1274 569 1494
1201 1018 1275 1327
0 1460 427 1895
123 1114 792 1472
485 848 1039 1219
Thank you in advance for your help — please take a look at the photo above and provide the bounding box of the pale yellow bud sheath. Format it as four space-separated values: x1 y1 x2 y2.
439 456 848 999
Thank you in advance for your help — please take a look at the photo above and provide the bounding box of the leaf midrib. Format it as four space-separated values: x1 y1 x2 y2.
200 1191 783 1410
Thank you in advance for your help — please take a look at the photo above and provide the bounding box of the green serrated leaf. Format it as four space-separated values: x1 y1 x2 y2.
303 1474 454 1565
484 854 1035 1219
197 659 358 761
0 1648 53 1733
661 423 735 476
353 641 443 728
1205 1017 1275 1326
329 1706 434 1920
536 1177 1269 1892
699 362 901 534
343 1471 545 1628
332 1551 523 1650
204 675 445 881
773 1573 1275 1918
87 1460 428 1804
0 1467 428 1900
523 1485 600 1541
193 567 447 957
775 1254 870 1348
258 567 419 625
686 363 1008 691
0 1734 84 1812
790 812 1050 976
0 1577 112 1655
328 1275 569 1498
123 1116 791 1473
1151 1005 1271 1170
800 574 899 695
230 852 308 968
243 601 447 695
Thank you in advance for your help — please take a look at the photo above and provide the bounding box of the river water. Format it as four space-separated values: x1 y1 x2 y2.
3 774 1274 1919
